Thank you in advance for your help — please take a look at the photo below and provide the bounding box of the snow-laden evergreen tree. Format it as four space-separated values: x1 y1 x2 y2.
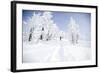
28 12 44 43
68 17 80 44
41 12 54 41
27 11 56 42
40 11 60 41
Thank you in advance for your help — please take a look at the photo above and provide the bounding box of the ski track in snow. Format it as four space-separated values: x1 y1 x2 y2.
23 40 91 63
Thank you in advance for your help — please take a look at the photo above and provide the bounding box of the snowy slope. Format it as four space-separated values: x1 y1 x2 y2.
23 40 91 63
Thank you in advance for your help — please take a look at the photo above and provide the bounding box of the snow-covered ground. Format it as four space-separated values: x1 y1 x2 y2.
23 39 91 63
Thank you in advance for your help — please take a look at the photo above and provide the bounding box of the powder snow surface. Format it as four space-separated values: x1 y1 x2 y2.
23 39 91 63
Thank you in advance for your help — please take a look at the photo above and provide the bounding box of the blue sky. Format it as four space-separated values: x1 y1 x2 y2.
22 10 91 41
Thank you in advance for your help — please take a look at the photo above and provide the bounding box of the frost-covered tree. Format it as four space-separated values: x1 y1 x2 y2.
28 12 43 42
26 11 55 42
68 17 80 44
42 12 54 41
